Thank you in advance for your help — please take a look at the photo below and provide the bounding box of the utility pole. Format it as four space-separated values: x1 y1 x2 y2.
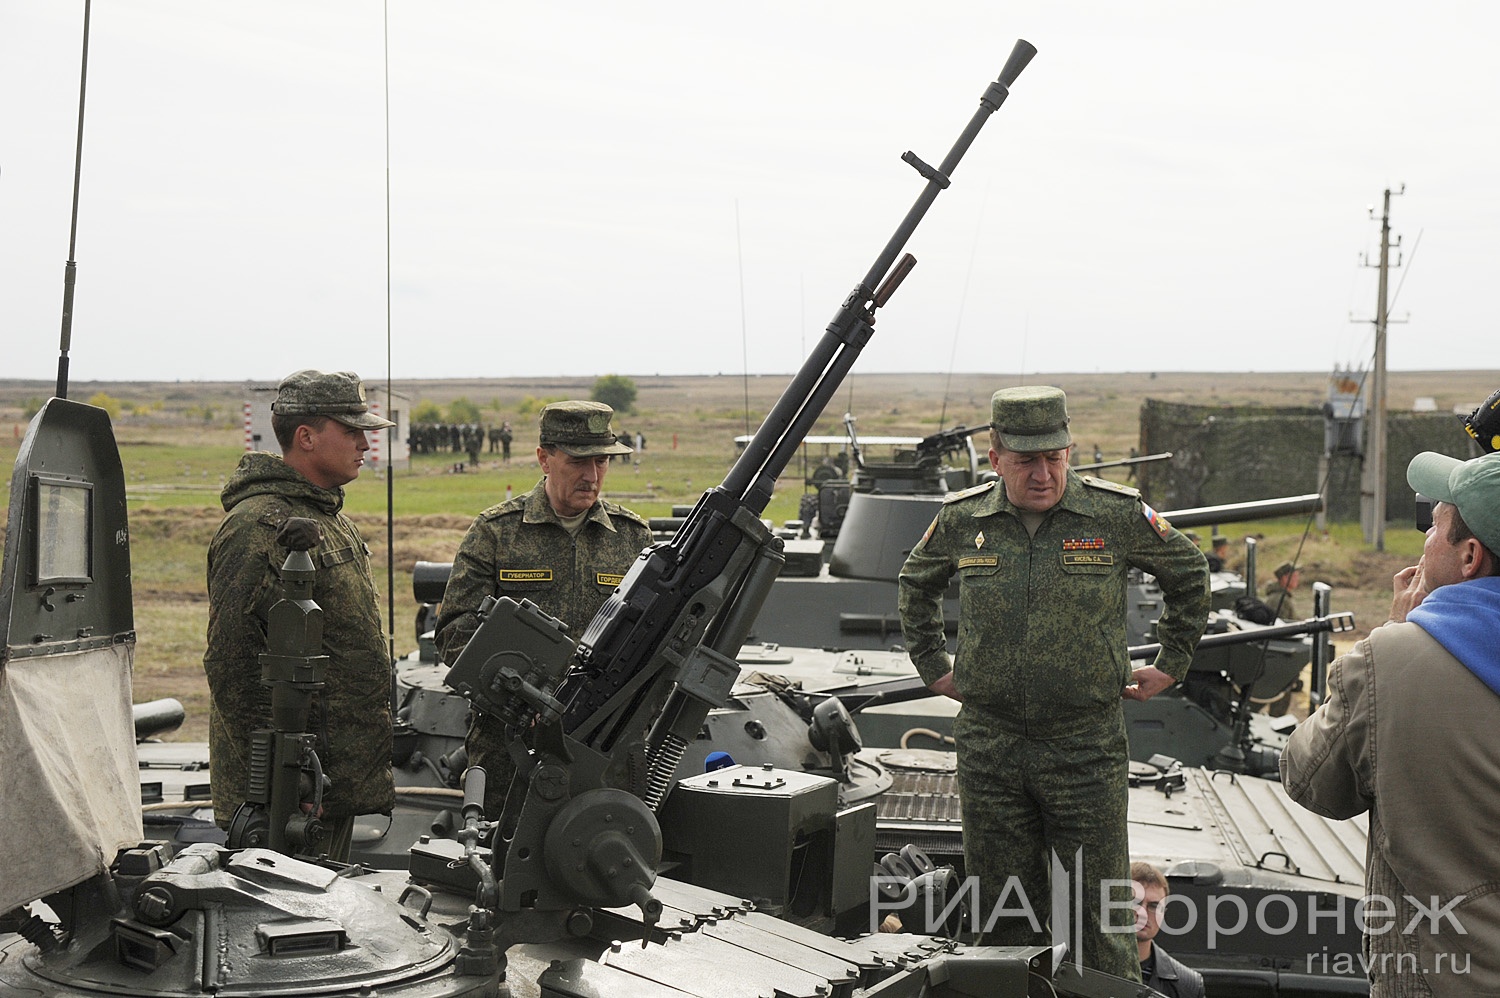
1358 185 1403 550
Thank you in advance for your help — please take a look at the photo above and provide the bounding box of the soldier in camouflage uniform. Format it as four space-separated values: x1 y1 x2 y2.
204 370 396 861
1263 561 1301 620
898 386 1209 980
436 400 651 818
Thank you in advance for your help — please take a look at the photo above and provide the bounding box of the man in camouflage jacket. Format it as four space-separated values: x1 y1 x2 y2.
437 400 652 818
898 386 1209 980
204 370 395 861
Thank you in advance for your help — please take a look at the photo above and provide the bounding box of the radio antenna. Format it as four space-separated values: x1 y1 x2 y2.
54 0 94 400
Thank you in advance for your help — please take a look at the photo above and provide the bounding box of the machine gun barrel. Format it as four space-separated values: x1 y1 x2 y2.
916 424 985 460
561 41 1037 743
1163 493 1323 529
722 41 1035 512
1075 451 1173 474
1127 610 1354 661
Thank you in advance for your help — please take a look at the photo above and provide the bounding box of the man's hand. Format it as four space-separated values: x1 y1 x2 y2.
929 671 964 702
1389 560 1428 623
1122 666 1177 702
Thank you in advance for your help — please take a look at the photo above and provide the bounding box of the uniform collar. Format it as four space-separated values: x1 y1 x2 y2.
970 468 1101 520
522 477 618 531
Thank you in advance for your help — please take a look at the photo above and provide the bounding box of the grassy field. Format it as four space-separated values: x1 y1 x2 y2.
0 369 1474 741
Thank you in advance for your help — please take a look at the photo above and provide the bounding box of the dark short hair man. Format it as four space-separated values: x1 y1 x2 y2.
204 369 396 861
898 385 1210 979
1282 450 1500 995
436 400 652 818
1131 862 1206 998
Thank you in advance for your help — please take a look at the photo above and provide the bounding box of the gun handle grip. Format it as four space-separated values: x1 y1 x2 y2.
462 766 487 818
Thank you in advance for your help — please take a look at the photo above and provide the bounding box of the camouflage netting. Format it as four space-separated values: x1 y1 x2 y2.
1135 400 1476 522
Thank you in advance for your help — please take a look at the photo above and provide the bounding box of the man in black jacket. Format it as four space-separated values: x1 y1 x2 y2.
1132 861 1206 998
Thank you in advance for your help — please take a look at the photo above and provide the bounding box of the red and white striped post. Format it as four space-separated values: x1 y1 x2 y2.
243 402 253 451
368 401 383 470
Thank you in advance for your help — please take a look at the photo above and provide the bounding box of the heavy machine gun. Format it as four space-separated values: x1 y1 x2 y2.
443 38 1037 981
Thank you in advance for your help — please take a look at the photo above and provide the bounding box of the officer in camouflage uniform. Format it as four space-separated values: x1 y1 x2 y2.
204 370 396 861
898 386 1209 980
436 400 651 818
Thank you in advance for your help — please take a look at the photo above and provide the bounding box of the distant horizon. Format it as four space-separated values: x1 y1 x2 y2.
0 366 1486 388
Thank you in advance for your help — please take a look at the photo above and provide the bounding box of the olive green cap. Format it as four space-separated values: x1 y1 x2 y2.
1274 562 1297 578
271 370 394 430
538 400 633 457
990 386 1072 453
1407 450 1500 553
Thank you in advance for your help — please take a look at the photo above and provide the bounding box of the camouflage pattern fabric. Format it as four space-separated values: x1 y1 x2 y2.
436 478 652 817
204 452 395 838
898 471 1210 725
956 706 1136 977
1262 581 1299 621
898 470 1209 977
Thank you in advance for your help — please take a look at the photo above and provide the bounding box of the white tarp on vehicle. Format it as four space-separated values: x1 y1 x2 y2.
0 643 140 912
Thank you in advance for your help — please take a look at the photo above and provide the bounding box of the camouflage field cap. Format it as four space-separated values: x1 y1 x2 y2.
1407 450 1500 553
990 386 1072 453
271 370 394 430
538 400 633 457
1274 562 1297 578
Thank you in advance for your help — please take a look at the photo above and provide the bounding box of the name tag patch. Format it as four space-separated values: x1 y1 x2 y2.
318 546 357 568
1062 553 1114 567
596 572 625 587
498 569 552 582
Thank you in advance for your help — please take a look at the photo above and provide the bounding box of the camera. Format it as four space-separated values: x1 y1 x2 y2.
1415 493 1433 533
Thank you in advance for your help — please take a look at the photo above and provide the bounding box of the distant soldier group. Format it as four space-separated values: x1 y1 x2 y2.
408 421 516 462
407 423 486 456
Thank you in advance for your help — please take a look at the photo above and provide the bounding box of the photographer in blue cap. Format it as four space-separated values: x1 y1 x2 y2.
1283 450 1500 996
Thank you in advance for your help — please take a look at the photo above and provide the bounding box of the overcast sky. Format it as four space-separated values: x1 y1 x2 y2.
2 1 1495 385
